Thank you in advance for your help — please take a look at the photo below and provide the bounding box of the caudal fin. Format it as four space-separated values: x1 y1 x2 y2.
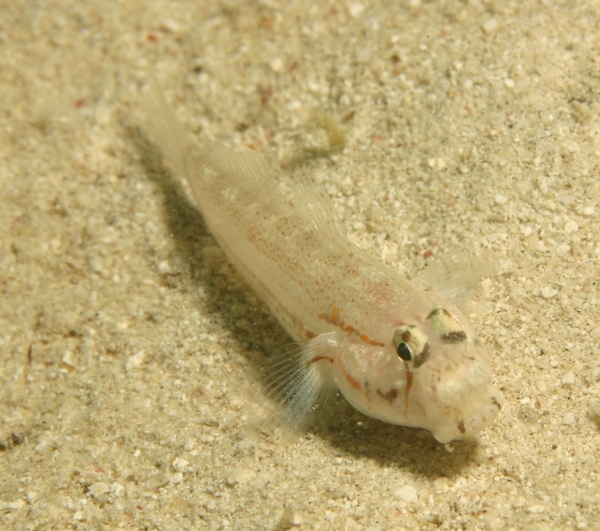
142 74 192 177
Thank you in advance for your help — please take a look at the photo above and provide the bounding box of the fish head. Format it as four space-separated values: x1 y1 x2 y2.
333 296 503 443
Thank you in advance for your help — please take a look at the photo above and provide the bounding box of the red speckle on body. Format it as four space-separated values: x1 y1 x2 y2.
319 306 385 347
339 358 362 390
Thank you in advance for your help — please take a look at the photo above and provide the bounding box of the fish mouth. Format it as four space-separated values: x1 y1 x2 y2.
430 387 504 443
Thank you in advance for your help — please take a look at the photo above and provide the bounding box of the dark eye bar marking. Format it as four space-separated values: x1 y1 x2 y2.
413 342 430 368
441 331 468 343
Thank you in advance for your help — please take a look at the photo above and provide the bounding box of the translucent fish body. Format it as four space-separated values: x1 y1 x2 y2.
143 78 503 443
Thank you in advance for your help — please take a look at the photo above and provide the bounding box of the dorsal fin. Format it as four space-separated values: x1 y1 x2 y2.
413 250 497 304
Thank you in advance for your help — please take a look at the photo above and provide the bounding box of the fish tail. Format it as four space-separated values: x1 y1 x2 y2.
142 74 193 178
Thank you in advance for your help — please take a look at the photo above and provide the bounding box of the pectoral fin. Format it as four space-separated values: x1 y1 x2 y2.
246 332 340 436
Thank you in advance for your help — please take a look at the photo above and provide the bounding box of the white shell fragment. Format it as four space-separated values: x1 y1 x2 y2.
541 286 559 299
393 484 418 503
226 468 256 486
88 482 110 498
126 350 146 370
561 371 576 387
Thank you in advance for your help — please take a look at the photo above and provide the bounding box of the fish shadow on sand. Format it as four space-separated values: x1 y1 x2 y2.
317 399 483 478
132 126 290 353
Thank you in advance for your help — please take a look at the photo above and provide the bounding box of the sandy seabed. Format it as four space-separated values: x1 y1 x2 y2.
1 1 599 529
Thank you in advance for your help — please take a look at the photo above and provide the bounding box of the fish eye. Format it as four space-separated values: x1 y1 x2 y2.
396 341 412 361
393 325 430 368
